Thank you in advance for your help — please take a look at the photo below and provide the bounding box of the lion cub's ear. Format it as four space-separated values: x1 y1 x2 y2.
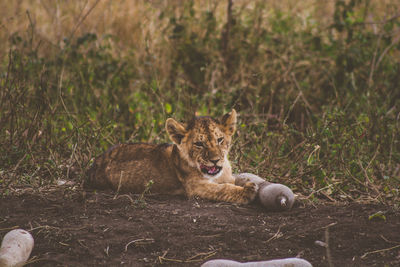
220 109 237 136
166 118 187 145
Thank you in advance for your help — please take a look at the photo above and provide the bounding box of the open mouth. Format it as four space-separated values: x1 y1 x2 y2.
200 164 222 176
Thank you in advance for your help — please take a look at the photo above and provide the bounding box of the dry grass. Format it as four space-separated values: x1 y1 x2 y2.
1 0 396 63
0 0 399 203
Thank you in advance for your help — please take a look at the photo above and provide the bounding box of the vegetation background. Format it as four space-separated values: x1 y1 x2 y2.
0 0 399 204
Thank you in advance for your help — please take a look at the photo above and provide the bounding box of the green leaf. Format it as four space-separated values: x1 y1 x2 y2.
165 103 172 114
67 121 73 130
368 211 386 222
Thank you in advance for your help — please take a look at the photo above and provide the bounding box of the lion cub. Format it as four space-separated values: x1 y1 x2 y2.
86 109 257 204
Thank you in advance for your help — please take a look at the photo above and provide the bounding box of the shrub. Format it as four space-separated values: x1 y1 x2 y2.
0 0 398 203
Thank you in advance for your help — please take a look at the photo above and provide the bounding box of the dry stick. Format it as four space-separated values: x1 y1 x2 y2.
321 222 338 230
66 143 78 180
305 183 337 199
12 154 27 172
78 239 88 249
380 235 400 245
116 194 135 205
361 244 400 259
158 250 217 263
368 17 400 86
325 226 334 267
366 144 380 171
368 18 385 86
113 171 124 200
320 191 336 202
283 91 301 125
358 159 382 201
266 226 282 243
68 0 101 41
23 256 43 266
375 32 400 72
0 226 19 232
186 251 217 262
28 225 59 232
336 186 355 201
291 73 313 111
158 252 184 263
29 224 85 232
124 238 155 252
158 250 169 264
57 65 79 144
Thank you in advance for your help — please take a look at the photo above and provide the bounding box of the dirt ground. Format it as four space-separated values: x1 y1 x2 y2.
0 187 399 267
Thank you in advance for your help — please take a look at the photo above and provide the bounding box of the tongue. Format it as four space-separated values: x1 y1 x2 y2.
208 166 217 174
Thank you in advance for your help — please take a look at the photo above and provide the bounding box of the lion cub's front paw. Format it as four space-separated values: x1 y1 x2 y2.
243 182 258 203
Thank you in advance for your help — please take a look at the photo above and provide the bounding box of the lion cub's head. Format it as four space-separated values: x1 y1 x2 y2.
166 109 237 178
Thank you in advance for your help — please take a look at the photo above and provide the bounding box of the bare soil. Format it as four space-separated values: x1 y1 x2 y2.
0 188 399 267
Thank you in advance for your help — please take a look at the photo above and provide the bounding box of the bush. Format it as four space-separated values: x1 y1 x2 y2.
0 0 398 203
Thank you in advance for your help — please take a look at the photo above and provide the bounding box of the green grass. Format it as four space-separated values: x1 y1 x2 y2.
0 0 399 204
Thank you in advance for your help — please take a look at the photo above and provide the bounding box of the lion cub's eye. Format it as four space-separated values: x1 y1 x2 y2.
194 141 204 147
217 137 224 144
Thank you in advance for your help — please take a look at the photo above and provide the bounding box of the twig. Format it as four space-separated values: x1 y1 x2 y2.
158 250 217 263
291 73 313 111
368 25 384 86
186 251 217 262
319 222 337 230
59 242 69 246
67 143 77 180
28 224 85 232
58 65 71 119
325 226 333 267
28 225 60 232
158 256 183 263
266 226 282 243
366 144 380 174
320 191 336 202
358 159 382 200
305 183 337 199
283 91 301 125
78 239 88 249
68 0 101 41
12 153 27 171
0 226 19 232
158 250 169 264
113 171 124 200
23 256 43 266
380 235 400 245
116 194 135 205
125 238 155 251
361 244 400 259
374 31 400 75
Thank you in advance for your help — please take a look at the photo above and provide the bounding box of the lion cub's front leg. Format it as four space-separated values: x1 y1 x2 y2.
184 180 258 204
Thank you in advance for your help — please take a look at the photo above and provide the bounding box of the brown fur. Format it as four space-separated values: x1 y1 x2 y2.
85 109 257 204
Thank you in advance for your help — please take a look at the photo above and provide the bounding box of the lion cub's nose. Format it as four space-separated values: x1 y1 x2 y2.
210 159 220 165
